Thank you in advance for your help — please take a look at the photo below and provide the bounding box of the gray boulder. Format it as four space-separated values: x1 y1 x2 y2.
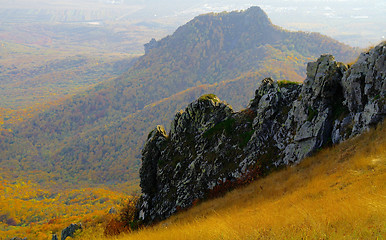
108 207 117 214
61 223 82 240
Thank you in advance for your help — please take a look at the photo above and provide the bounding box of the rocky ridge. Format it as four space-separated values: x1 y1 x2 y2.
138 42 385 223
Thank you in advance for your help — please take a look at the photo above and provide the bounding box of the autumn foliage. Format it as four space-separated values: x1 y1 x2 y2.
0 177 136 240
104 196 142 237
207 166 261 199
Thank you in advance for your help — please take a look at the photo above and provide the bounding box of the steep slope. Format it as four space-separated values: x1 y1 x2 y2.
79 119 386 239
138 42 385 223
0 7 359 185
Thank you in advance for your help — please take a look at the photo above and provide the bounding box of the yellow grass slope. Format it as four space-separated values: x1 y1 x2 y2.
79 121 386 240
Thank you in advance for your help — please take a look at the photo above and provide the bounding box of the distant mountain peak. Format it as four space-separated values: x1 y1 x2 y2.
144 6 274 54
195 6 271 24
241 6 272 25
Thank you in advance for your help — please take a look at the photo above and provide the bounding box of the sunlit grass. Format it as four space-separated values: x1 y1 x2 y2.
79 121 386 240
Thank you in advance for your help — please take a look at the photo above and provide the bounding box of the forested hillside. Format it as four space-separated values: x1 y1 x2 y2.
0 40 139 134
0 7 360 186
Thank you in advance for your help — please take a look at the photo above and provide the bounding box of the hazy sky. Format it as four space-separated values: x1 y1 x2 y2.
1 0 385 47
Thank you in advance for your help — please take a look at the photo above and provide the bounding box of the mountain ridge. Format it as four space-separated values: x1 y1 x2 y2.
138 41 385 223
1 6 360 186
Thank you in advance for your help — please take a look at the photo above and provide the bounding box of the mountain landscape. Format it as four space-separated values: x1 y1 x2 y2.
0 7 359 187
0 4 385 240
138 41 385 223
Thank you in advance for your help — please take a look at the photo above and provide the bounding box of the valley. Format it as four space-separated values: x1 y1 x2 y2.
0 7 359 190
0 2 384 240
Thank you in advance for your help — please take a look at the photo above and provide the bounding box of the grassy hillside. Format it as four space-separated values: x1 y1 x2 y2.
78 121 386 239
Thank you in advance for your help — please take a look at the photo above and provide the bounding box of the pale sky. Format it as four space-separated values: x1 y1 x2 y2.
0 0 385 47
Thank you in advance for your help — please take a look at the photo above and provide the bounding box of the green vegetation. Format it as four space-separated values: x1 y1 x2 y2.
204 109 256 149
203 118 236 138
307 106 318 121
277 79 300 88
239 130 255 148
198 94 219 102
332 100 350 121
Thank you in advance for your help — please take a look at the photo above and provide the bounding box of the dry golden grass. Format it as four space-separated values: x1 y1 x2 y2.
78 121 386 240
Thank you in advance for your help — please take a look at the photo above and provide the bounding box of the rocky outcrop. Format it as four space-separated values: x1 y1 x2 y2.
144 38 159 54
138 42 386 223
333 43 386 142
139 95 234 222
61 223 82 240
269 54 348 165
108 207 117 214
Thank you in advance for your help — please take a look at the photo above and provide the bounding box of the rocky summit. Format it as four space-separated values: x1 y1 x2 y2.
138 42 385 223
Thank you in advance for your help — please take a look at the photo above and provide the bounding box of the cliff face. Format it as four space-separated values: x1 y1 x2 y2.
138 42 385 223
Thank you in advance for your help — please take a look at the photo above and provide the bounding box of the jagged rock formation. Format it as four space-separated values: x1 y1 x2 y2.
138 42 385 223
334 43 386 142
144 38 159 54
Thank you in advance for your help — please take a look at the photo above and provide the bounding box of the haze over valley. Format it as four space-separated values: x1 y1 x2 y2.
1 0 383 112
0 2 385 240
1 0 385 48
